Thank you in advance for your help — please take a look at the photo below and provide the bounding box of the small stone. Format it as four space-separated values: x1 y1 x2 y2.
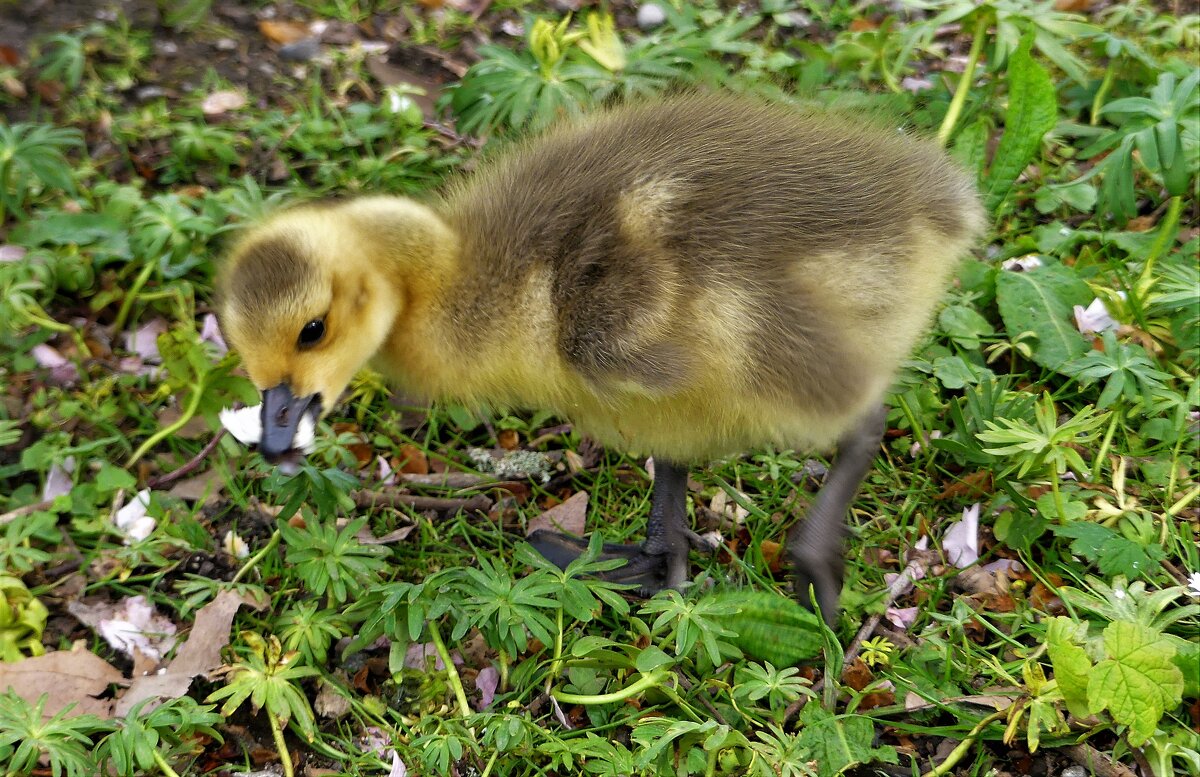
1061 767 1086 777
637 3 666 30
215 37 238 51
278 36 321 62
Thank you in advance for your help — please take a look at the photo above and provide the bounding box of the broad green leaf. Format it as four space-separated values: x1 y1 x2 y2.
995 261 1091 371
797 706 898 777
939 305 995 350
1046 616 1092 719
984 38 1057 213
1088 621 1184 745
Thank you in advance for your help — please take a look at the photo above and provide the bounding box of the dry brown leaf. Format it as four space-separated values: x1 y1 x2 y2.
526 490 587 536
497 429 520 450
0 642 125 718
114 588 266 716
398 443 429 474
1125 214 1158 232
357 524 416 545
1054 0 1092 11
849 18 879 31
936 470 993 500
166 468 225 505
259 19 312 45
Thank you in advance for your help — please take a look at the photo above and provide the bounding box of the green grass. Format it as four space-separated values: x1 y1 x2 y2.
0 1 1198 775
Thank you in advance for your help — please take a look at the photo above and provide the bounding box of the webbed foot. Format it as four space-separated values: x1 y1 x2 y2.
528 459 713 595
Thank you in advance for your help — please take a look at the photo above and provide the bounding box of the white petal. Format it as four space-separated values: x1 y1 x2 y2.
943 503 980 569
115 489 152 530
223 530 250 559
1073 298 1119 335
296 411 316 452
220 405 263 445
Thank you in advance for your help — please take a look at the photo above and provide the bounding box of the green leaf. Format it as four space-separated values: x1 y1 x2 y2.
939 305 994 350
796 706 898 777
995 261 1091 371
1046 616 1093 719
95 463 137 494
1088 621 1184 745
984 37 1057 213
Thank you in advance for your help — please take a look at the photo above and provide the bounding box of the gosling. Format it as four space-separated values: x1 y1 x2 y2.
215 93 985 622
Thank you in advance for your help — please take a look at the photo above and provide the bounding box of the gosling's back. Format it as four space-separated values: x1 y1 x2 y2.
428 94 984 459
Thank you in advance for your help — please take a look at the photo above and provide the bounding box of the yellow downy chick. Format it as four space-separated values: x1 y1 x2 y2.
216 93 985 621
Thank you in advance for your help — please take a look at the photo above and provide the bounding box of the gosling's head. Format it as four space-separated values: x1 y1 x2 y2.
215 204 401 461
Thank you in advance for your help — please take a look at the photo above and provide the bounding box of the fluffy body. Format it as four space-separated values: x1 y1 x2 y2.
217 93 984 463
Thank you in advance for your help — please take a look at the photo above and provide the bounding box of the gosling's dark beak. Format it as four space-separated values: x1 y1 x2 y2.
260 384 320 461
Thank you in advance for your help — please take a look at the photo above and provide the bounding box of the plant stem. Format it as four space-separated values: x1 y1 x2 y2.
1090 61 1116 126
920 708 1007 777
498 646 509 692
552 668 671 705
1139 195 1183 280
1049 466 1067 522
126 380 205 467
937 13 988 147
152 750 182 777
1092 407 1121 481
113 259 157 334
480 751 499 777
429 619 472 718
231 529 281 584
545 604 565 694
268 709 294 777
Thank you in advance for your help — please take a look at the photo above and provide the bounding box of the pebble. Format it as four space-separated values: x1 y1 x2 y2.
1061 767 1086 777
637 3 666 30
279 37 321 62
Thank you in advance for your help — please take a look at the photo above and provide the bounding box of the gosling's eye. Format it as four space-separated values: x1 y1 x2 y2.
298 319 325 348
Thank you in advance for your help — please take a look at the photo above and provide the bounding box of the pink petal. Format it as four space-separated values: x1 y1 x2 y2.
387 751 407 777
0 245 26 262
31 344 79 385
943 503 980 569
42 456 75 500
981 559 1024 575
475 665 499 710
885 606 919 630
199 313 228 355
124 319 167 363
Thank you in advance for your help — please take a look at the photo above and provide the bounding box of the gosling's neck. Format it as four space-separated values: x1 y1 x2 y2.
355 196 571 408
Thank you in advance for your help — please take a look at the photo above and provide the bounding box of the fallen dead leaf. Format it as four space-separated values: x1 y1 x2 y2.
259 19 312 45
357 524 416 545
936 470 993 500
526 491 587 536
1125 213 1158 232
315 677 352 719
397 443 429 474
166 468 226 505
114 588 266 716
0 642 125 718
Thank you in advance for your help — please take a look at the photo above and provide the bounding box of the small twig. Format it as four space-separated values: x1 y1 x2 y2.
675 674 728 726
1126 740 1154 777
1061 744 1137 777
146 430 227 489
0 499 54 527
846 552 932 668
1161 558 1190 587
396 471 496 489
352 490 493 514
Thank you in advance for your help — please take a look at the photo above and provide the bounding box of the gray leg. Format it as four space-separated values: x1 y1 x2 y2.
529 459 715 592
787 405 887 626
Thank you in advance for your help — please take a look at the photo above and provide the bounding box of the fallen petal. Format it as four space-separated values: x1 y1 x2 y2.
1072 298 1119 334
42 456 76 501
943 503 980 569
219 405 263 445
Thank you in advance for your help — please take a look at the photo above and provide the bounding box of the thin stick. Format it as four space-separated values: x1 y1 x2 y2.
0 499 53 527
1061 744 1136 777
147 430 227 489
352 491 493 514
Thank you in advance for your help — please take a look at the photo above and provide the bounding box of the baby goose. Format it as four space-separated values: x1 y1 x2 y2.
216 93 985 622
